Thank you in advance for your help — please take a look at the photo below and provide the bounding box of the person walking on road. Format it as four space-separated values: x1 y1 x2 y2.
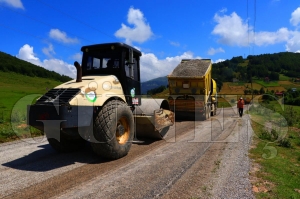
237 97 244 117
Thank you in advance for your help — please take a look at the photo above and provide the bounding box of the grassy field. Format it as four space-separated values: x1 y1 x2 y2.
279 74 291 81
0 71 62 142
255 80 279 87
219 82 265 95
220 80 300 96
237 59 249 67
248 101 300 198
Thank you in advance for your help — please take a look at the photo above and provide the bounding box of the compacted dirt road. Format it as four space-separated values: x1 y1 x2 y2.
0 107 254 199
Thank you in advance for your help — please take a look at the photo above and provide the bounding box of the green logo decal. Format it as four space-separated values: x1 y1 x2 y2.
85 91 97 102
130 88 135 97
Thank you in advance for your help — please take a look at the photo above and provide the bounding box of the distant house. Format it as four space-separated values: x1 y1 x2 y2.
275 92 284 97
264 77 270 82
294 78 300 82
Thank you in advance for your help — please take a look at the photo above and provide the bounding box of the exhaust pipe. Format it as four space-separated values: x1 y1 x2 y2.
74 61 82 82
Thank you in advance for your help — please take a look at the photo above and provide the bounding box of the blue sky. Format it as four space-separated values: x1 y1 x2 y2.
1 0 300 82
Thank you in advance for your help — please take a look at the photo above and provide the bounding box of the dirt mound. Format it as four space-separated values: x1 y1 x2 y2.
169 59 211 77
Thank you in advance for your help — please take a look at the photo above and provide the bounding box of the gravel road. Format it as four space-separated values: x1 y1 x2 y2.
0 107 254 199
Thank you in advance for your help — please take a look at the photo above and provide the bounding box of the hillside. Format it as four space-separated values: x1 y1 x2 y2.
0 51 72 82
0 71 64 123
212 52 300 83
141 76 168 94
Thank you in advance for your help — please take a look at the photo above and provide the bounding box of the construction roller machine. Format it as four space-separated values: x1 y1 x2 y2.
27 42 174 160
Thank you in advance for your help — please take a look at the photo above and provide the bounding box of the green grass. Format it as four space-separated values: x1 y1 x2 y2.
279 74 291 81
217 97 232 108
250 133 300 198
255 80 279 87
0 71 62 122
282 83 300 90
0 71 63 142
228 82 246 86
249 103 300 199
237 59 249 67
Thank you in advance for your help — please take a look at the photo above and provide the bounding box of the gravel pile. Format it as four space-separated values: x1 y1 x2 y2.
169 59 211 77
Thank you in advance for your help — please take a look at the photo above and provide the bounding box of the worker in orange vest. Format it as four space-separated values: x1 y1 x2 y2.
237 97 245 117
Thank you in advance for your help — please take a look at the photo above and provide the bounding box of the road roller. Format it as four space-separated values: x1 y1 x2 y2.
27 42 174 159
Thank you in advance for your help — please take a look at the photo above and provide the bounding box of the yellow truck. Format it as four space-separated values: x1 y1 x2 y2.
167 59 217 120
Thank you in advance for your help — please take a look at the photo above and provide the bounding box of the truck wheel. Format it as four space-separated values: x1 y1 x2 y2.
47 133 85 153
207 105 211 119
202 107 208 121
214 103 217 115
91 100 134 159
211 104 215 116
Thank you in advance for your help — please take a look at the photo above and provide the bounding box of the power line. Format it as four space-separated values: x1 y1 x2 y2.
35 0 118 41
253 0 256 55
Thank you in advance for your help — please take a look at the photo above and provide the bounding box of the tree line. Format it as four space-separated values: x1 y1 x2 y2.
147 85 167 95
0 51 72 82
212 52 300 85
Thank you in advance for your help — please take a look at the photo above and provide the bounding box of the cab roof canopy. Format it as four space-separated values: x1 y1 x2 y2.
81 42 142 56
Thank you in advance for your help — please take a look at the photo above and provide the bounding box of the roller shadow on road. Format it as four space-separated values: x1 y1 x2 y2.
2 142 110 172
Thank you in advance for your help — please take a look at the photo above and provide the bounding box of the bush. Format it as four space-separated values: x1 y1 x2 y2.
282 106 299 127
259 130 272 141
10 111 26 123
279 138 292 148
0 127 15 139
271 129 279 140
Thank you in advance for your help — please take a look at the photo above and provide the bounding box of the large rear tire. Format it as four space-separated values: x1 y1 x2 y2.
91 100 134 159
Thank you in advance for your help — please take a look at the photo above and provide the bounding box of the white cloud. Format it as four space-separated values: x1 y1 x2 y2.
18 44 41 66
42 43 55 58
254 28 290 46
140 51 201 82
70 53 82 62
49 29 79 44
0 0 24 9
17 44 76 78
212 12 292 47
169 41 180 47
115 7 153 44
213 59 225 63
42 59 76 79
290 7 300 26
212 12 249 46
285 31 300 52
220 8 227 13
207 47 225 55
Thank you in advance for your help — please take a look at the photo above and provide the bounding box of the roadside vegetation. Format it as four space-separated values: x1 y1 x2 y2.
0 71 62 142
248 98 300 198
